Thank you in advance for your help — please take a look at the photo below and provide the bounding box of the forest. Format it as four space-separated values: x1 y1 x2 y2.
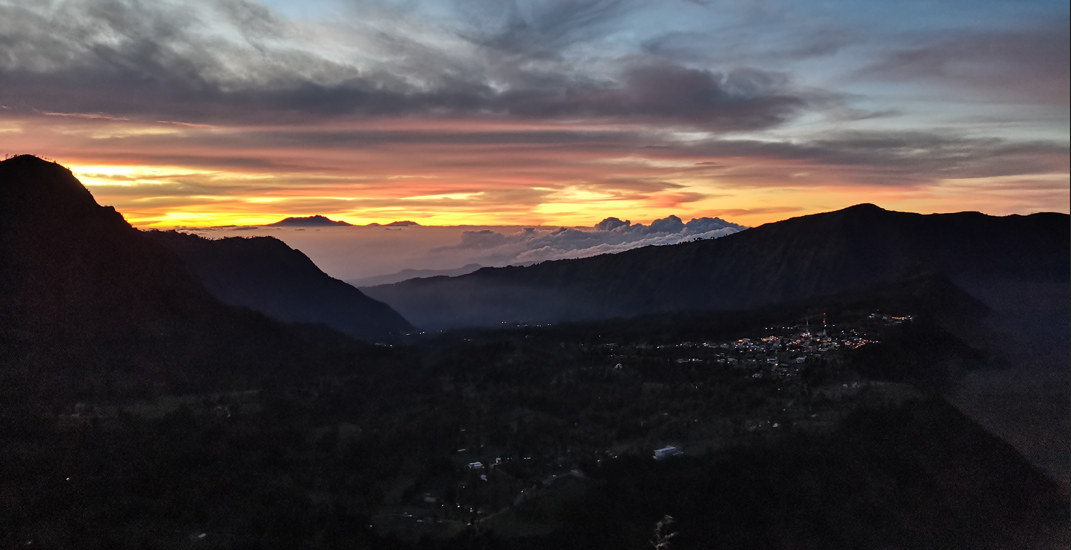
2 303 1064 549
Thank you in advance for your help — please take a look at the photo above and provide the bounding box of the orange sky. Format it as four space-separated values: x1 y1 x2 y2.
4 113 1064 229
1 0 1067 228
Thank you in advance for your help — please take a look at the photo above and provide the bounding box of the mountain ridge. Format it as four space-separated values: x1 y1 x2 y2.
362 203 1069 329
147 231 412 339
348 263 484 287
269 214 352 227
0 155 380 400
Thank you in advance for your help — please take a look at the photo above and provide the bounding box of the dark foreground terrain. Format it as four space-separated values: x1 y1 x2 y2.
1 156 1067 549
2 305 1067 549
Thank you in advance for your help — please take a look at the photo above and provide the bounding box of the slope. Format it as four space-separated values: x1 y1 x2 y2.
362 204 1069 329
147 231 412 340
0 155 375 400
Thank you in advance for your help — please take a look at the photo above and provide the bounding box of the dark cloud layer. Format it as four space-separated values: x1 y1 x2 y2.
466 0 635 58
0 0 817 130
0 0 1065 227
864 23 1070 105
653 131 1070 186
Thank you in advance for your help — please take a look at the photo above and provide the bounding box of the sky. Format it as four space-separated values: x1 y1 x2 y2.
0 0 1067 228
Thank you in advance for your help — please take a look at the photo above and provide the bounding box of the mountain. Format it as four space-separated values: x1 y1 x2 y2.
366 220 421 227
362 204 1069 330
2 156 1066 548
0 155 214 345
268 215 351 227
348 263 483 287
147 231 412 340
0 155 374 400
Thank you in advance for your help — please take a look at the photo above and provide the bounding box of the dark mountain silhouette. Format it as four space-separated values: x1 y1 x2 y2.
0 156 376 399
147 231 412 340
268 214 351 226
2 156 1066 548
362 204 1069 329
348 263 483 287
0 155 215 344
366 220 420 227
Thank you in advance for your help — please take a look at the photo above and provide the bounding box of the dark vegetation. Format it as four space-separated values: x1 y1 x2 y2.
0 156 1067 549
3 308 1066 549
0 156 396 404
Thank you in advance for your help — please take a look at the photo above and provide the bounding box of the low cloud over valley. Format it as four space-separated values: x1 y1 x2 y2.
424 215 746 268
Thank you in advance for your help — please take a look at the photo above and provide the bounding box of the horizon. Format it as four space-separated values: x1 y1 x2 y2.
10 152 1067 229
4 152 1066 282
0 0 1067 228
1 36 1068 547
126 196 1071 282
140 201 1071 231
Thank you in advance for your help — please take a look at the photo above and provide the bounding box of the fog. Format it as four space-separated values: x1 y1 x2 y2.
184 215 746 283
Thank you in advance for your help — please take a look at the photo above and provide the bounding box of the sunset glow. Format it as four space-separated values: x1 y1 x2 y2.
1 0 1066 228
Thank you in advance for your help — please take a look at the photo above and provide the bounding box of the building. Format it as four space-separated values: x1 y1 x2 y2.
653 446 681 460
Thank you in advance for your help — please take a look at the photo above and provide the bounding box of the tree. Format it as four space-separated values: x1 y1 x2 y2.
651 515 677 549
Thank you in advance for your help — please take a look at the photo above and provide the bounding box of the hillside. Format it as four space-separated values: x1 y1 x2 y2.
0 156 212 343
0 155 376 401
348 263 483 287
4 306 1066 549
362 204 1069 329
1 155 1066 549
147 231 412 340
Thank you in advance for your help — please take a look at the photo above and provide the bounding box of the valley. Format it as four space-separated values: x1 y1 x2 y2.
1 156 1067 549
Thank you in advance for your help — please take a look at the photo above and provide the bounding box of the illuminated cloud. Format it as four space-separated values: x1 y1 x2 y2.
0 0 1066 227
422 214 747 266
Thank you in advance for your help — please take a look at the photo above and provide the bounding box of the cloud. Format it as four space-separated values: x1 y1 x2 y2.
642 25 860 64
39 111 130 121
703 207 804 218
463 0 635 58
862 23 1070 105
214 0 291 41
642 131 1070 187
0 0 1065 227
425 214 747 266
0 0 820 130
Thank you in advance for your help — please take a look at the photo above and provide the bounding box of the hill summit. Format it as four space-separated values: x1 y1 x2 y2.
268 214 351 227
0 155 217 343
147 231 412 339
0 155 385 398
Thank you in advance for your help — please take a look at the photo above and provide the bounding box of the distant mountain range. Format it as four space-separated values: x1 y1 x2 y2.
369 220 420 227
148 231 412 339
4 152 1066 353
267 215 421 227
348 264 483 287
362 204 1069 329
269 215 352 227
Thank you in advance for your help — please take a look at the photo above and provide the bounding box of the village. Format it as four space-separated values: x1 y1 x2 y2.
46 308 921 545
364 311 920 541
41 307 927 543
